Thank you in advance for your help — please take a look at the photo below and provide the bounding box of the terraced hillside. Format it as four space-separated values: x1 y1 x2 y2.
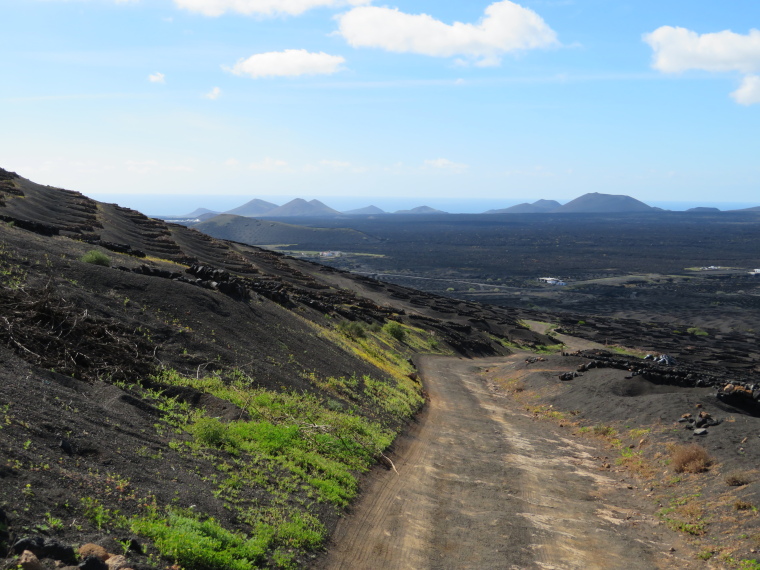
0 168 550 569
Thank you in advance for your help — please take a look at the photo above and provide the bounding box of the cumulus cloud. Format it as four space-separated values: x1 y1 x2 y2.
226 49 345 78
424 158 469 173
204 87 222 99
148 72 166 83
174 0 369 17
732 75 760 105
643 26 760 73
644 26 760 105
336 1 558 66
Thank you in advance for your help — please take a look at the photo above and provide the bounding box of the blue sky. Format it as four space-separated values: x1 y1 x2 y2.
2 0 759 213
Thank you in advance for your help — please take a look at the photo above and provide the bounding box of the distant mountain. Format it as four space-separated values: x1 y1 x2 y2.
553 193 654 213
686 207 721 213
265 199 342 217
225 198 279 217
182 207 219 218
486 199 562 214
195 214 381 247
344 205 386 215
731 206 760 212
394 206 447 215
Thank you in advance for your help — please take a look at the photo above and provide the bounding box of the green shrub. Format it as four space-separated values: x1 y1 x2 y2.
338 320 366 339
383 321 406 342
81 249 111 267
687 327 709 337
190 417 229 448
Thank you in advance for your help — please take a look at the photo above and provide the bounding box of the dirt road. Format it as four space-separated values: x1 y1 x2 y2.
317 355 698 570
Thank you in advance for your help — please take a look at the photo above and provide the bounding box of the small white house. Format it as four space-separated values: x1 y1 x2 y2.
538 277 567 286
319 251 343 258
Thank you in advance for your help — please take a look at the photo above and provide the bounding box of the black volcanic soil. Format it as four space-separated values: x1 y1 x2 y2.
0 170 556 569
3 168 760 568
195 211 760 278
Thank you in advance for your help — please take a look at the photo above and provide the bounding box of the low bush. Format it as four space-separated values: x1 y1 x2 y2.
81 249 110 267
338 320 366 339
672 443 712 474
384 321 405 342
726 470 754 487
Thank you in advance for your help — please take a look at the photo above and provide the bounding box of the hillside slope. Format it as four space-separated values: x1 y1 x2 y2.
0 168 550 569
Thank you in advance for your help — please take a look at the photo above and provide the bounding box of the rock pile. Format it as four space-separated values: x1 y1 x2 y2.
677 410 722 436
9 538 147 570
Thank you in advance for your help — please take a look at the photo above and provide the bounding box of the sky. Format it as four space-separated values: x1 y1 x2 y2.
1 0 760 213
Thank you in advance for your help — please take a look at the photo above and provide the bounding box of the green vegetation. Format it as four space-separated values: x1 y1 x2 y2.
120 358 424 568
132 509 281 570
687 326 709 337
81 249 111 267
383 321 406 342
338 320 366 340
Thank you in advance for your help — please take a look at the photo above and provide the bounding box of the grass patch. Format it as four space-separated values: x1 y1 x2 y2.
657 494 707 536
131 509 278 570
81 249 111 267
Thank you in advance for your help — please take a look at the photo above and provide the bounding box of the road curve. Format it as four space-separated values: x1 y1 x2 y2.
316 355 697 570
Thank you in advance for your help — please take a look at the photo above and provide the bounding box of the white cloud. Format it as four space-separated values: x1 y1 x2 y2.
319 160 351 169
336 1 558 66
732 75 760 105
643 26 760 74
148 72 166 83
316 159 368 173
249 157 289 171
644 26 760 105
225 158 240 167
174 0 369 17
227 49 345 78
424 158 469 173
204 87 222 99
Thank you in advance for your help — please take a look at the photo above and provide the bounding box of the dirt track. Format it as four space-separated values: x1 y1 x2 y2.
317 355 700 570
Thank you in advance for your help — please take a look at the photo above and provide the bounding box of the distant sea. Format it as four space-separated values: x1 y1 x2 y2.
84 193 759 218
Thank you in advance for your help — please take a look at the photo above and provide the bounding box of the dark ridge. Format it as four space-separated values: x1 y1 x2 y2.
0 168 19 181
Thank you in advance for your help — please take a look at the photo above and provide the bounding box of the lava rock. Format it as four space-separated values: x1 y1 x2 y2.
12 537 77 564
693 428 709 436
79 556 109 570
0 507 9 548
